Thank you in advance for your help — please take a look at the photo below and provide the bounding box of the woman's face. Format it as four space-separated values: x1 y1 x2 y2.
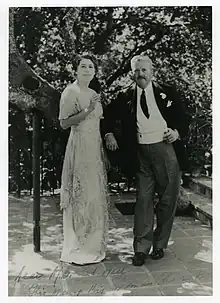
76 58 96 83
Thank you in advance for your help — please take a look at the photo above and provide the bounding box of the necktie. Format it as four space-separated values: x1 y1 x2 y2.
140 89 150 119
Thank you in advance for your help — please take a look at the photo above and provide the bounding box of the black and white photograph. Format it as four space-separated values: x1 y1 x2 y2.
6 4 214 297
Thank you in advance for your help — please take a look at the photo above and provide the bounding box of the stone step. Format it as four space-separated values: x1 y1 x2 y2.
183 188 212 228
189 176 212 200
112 188 212 229
110 193 136 216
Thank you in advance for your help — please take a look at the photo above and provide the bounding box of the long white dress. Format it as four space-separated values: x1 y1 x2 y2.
59 81 109 265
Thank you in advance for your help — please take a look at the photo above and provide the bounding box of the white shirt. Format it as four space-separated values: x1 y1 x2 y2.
136 82 167 144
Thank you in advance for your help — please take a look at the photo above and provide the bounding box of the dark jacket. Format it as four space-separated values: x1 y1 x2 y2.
101 82 190 175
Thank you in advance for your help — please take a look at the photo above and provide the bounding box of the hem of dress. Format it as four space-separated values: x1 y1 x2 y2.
60 254 106 265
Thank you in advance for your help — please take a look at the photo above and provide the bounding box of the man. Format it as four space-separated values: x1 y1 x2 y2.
103 55 189 266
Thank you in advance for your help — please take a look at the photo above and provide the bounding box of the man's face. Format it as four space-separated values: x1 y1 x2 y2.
133 60 153 89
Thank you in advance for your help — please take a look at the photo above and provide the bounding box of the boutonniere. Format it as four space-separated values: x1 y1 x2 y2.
167 100 173 107
160 93 167 99
159 92 173 107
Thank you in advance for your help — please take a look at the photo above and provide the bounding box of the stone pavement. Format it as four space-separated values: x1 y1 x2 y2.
8 194 212 296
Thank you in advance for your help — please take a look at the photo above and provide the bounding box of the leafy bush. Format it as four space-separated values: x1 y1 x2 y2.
9 7 212 192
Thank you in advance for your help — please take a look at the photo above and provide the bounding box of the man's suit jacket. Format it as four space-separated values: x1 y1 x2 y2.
101 82 190 176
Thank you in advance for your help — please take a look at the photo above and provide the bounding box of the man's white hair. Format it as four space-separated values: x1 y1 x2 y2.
130 55 153 72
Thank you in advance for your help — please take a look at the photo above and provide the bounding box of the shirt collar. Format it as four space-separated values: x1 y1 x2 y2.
137 81 152 97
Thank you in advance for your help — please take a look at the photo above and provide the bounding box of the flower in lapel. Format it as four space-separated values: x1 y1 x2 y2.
167 100 173 107
160 93 167 99
160 92 173 107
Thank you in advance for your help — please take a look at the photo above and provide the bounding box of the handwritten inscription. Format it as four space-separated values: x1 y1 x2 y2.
90 266 126 277
13 265 152 296
14 266 44 282
14 265 126 284
24 281 153 296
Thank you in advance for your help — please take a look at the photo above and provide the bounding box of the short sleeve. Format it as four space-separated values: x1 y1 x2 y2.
58 85 80 120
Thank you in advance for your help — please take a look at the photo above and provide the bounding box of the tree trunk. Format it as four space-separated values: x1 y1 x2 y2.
32 110 41 252
15 149 21 198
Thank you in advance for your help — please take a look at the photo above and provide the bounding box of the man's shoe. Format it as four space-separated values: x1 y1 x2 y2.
150 248 164 260
132 252 147 266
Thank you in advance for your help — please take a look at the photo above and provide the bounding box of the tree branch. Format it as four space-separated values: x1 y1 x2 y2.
105 31 163 87
94 8 114 54
61 7 81 56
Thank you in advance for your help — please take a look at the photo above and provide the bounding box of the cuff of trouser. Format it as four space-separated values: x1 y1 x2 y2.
174 129 180 140
153 242 168 250
104 132 113 139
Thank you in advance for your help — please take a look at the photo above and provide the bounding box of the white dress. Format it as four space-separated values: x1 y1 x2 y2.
59 81 109 265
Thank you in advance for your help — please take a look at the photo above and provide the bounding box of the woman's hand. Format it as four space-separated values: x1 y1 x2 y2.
88 93 100 112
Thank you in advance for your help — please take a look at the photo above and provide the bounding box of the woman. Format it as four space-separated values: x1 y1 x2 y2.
59 54 109 265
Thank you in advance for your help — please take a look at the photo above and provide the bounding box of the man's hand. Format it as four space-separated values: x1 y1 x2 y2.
105 133 119 151
163 128 179 144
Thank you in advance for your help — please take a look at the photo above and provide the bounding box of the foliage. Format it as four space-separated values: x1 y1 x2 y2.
9 6 212 192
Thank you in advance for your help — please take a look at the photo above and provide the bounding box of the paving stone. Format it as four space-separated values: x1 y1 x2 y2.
160 283 212 296
66 276 113 295
8 279 16 296
170 229 190 238
123 286 163 296
189 268 212 284
174 216 197 223
111 272 156 290
171 222 180 231
174 217 202 229
145 257 186 272
8 194 213 297
192 236 212 244
103 261 145 276
79 290 113 296
78 287 161 296
203 282 213 290
169 239 212 269
150 270 196 286
61 262 107 278
183 228 212 237
168 238 205 261
157 249 176 259
104 252 122 263
183 259 212 271
15 279 63 296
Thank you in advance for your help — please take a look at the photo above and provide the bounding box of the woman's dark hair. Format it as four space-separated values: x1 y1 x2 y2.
72 53 98 73
89 76 102 94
